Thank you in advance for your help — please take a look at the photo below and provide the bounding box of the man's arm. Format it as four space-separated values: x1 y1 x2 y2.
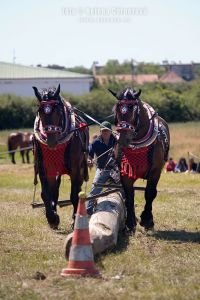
88 142 95 159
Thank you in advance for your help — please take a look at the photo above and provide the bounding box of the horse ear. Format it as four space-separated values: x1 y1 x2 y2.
54 84 61 98
32 86 42 101
108 89 118 99
133 89 141 98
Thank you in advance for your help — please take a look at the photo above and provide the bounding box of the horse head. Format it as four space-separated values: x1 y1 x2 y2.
110 87 142 148
33 84 64 148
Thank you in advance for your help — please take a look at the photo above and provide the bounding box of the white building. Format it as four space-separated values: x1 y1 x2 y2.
0 62 94 97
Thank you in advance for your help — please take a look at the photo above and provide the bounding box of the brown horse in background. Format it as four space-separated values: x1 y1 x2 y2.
7 132 33 164
109 87 170 233
32 84 89 229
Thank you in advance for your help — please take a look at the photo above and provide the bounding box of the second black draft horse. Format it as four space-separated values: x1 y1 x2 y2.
110 87 170 233
32 84 89 229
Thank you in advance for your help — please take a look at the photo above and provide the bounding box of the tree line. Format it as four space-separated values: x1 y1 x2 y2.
0 80 200 130
45 59 200 78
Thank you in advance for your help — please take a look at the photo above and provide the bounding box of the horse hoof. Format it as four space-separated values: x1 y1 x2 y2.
48 214 60 230
144 220 154 231
140 219 154 231
145 226 154 232
140 211 154 231
49 223 58 230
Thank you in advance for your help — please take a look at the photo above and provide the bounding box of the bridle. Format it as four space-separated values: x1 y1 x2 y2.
109 88 160 149
38 99 63 134
116 99 140 136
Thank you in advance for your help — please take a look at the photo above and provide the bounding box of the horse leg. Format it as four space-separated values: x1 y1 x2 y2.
11 152 16 164
121 176 137 233
51 176 61 212
70 174 83 228
140 178 159 231
20 150 25 163
26 150 30 164
40 177 60 229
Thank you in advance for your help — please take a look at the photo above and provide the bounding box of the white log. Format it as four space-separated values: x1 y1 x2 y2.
89 191 125 255
64 191 125 258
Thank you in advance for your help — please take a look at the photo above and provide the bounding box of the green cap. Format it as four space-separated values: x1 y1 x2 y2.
100 121 112 131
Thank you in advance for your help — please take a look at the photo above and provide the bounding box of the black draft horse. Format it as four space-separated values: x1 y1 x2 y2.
7 132 33 164
109 87 170 233
32 84 89 229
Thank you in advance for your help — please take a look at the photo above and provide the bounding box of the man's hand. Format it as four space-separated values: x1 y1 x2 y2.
87 159 94 169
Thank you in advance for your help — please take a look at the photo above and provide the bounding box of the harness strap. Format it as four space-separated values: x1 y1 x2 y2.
43 125 62 133
116 121 135 131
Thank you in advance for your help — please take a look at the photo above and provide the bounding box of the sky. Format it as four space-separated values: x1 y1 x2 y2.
1 0 200 68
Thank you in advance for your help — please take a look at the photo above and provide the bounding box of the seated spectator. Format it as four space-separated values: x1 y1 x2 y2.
189 158 200 173
165 157 176 172
197 162 200 173
174 157 188 173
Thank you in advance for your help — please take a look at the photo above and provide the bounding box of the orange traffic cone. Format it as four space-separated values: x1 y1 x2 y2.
61 191 101 278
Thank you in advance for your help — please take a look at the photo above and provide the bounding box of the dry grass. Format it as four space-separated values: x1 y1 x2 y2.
0 123 200 299
169 122 200 161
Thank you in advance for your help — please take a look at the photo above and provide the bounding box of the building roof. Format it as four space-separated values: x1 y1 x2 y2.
0 61 92 80
159 71 185 83
133 74 159 84
95 74 158 85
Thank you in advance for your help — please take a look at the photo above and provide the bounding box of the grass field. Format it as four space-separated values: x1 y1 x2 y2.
0 123 200 300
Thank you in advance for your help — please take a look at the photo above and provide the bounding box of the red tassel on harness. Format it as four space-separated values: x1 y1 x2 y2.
121 146 150 180
79 122 87 131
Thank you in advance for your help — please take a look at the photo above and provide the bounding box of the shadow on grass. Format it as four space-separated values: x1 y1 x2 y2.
95 230 130 270
54 227 72 235
115 229 130 252
95 229 130 264
153 230 200 243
